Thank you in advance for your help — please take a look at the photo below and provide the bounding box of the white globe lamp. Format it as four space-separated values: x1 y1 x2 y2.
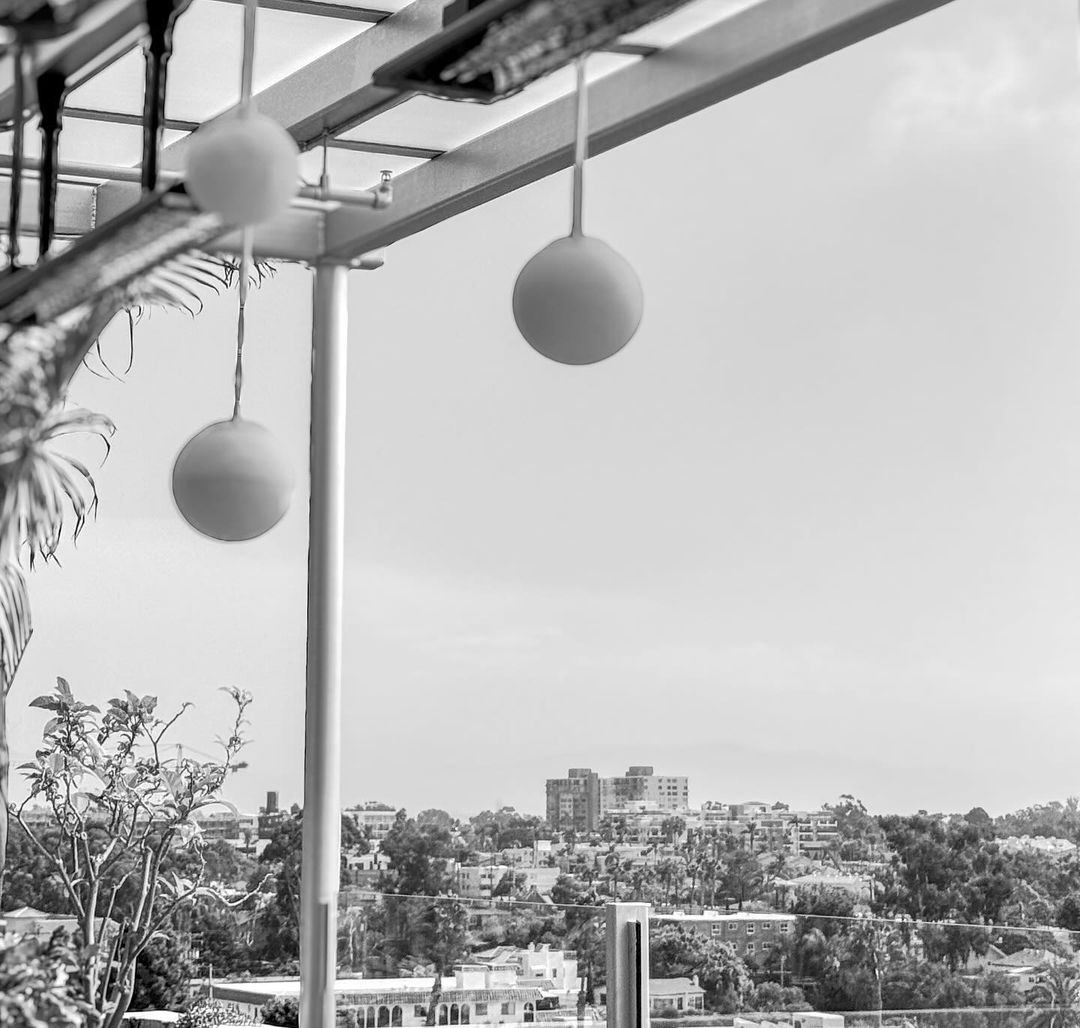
185 111 299 226
513 234 642 365
513 56 643 365
172 418 294 542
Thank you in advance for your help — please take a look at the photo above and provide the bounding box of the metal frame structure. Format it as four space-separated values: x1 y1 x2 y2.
0 1 957 1024
0 0 955 264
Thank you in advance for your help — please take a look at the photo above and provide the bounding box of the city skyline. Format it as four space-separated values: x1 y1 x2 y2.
6 0 1079 822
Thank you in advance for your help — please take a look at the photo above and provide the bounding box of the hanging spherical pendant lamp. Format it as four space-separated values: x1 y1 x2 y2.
172 417 293 541
513 57 643 365
171 0 294 542
186 113 299 226
184 0 298 226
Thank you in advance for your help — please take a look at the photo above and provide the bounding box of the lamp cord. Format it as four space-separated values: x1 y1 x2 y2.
571 55 588 238
232 0 258 420
7 40 24 272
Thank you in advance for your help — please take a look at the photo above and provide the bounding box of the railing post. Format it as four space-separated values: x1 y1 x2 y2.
300 260 349 1028
606 903 650 1028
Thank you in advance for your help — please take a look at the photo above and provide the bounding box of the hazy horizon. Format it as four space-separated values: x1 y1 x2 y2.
8 0 1080 825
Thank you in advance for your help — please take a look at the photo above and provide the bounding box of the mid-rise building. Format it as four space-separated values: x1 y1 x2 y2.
600 767 688 814
546 766 688 834
455 863 510 899
344 802 399 846
653 910 797 963
693 802 840 858
210 960 576 1025
546 768 601 834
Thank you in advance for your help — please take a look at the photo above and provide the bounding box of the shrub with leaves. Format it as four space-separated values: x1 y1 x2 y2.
176 998 257 1027
0 928 96 1028
13 679 253 1028
260 994 301 1027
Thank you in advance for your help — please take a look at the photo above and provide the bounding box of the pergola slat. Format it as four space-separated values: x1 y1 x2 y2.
321 0 955 260
1 0 957 265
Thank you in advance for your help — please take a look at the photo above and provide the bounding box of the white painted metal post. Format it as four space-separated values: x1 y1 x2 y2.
300 260 349 1028
606 903 650 1028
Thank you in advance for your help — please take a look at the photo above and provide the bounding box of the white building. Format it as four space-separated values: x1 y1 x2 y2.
211 964 557 1026
344 803 399 846
455 863 511 899
474 945 581 1000
653 910 797 962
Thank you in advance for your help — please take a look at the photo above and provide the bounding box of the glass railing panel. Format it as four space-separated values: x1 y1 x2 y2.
196 893 607 1027
645 911 1065 1028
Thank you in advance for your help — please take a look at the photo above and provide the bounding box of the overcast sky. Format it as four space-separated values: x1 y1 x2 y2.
9 0 1080 821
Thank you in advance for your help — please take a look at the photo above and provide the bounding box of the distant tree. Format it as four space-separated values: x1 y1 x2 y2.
826 795 882 860
651 924 706 979
1060 894 1080 933
792 885 856 937
750 982 807 1012
130 934 194 1012
417 809 455 831
186 898 255 977
380 813 456 896
170 838 258 890
661 816 686 845
650 924 751 1011
253 808 365 968
1027 965 1080 1028
696 939 753 1012
720 850 763 910
261 995 300 1027
1 817 75 914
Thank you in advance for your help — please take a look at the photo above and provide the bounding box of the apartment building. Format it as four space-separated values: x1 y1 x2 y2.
601 767 689 814
653 910 797 963
694 802 840 858
344 802 399 846
546 766 688 834
546 768 601 834
212 961 568 1026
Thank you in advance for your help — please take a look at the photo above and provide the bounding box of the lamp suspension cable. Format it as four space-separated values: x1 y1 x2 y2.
7 41 24 272
232 0 259 421
571 54 588 239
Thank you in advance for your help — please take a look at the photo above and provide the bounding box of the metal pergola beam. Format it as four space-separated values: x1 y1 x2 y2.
321 0 957 260
0 0 152 124
209 0 390 20
0 177 96 236
6 0 959 266
63 104 445 159
200 0 443 149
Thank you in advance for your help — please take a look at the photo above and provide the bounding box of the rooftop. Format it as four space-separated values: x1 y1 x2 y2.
650 978 705 997
656 910 797 922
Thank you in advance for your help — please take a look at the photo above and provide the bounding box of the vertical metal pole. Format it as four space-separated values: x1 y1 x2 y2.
606 903 650 1028
300 261 349 1028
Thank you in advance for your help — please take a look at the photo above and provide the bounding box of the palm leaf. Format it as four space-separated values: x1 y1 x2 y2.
0 400 114 566
0 560 30 693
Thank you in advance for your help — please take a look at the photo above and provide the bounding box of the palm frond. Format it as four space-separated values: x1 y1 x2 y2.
220 255 280 289
122 251 233 319
0 399 114 566
0 560 30 694
84 251 280 379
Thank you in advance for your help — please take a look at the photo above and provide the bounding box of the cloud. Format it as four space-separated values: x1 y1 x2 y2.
873 17 1079 148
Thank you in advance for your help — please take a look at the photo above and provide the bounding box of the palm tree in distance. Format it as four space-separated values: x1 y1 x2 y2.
1028 965 1080 1028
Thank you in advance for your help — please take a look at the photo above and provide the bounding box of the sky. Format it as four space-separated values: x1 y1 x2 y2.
8 0 1080 821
